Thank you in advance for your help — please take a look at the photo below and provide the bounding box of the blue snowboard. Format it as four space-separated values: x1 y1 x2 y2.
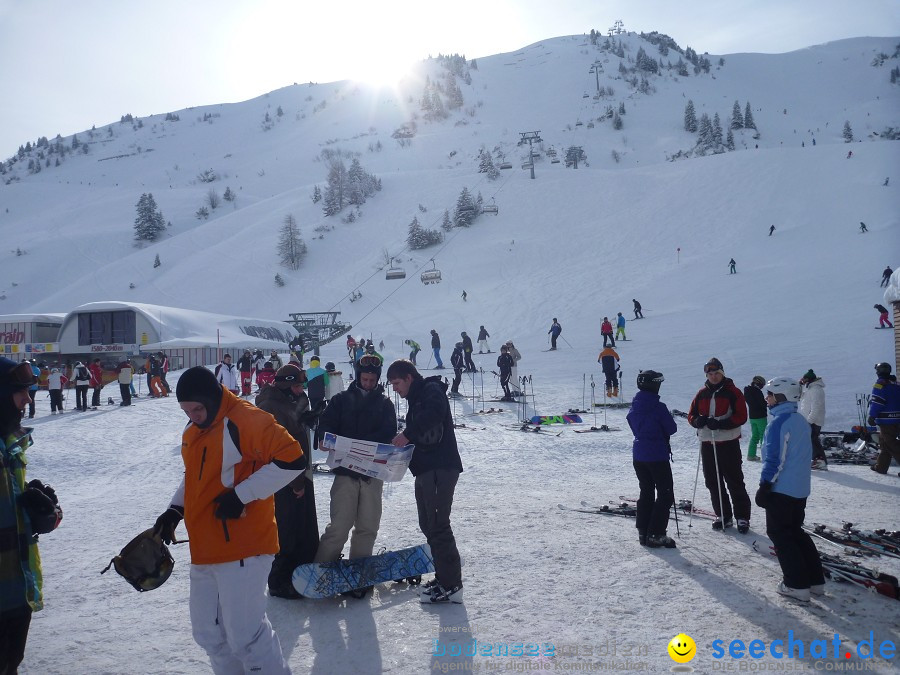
292 544 434 598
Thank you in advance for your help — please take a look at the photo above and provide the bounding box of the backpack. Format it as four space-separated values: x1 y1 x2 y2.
101 528 175 592
77 366 89 381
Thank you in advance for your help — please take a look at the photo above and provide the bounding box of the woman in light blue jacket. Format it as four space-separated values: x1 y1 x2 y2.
755 377 825 602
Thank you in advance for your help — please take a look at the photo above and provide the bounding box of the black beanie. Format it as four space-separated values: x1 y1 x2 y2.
176 367 223 427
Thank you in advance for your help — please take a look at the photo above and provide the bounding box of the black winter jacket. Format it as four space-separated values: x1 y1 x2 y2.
743 384 768 420
404 376 463 477
318 382 397 478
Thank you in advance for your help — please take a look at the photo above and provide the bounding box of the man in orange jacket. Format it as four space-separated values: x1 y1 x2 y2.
153 366 304 674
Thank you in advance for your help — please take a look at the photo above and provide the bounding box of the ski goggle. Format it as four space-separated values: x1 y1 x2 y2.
275 369 304 383
704 365 722 374
3 361 36 388
359 355 382 368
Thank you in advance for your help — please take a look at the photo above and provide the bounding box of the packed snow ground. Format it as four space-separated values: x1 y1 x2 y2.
4 32 899 674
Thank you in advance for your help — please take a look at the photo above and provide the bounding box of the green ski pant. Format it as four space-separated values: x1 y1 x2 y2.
748 417 767 458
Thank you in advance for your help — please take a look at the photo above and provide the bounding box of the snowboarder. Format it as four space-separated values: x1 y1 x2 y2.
154 366 304 672
430 330 444 369
615 312 626 342
728 258 737 274
496 345 514 401
600 317 615 348
477 325 491 353
874 304 893 328
255 363 320 599
799 370 827 470
450 343 464 395
460 332 476 372
859 221 868 233
627 369 677 548
314 355 395 600
632 299 643 319
846 150 852 159
387 360 464 604
868 362 900 475
755 377 825 602
548 319 562 350
597 345 620 398
881 266 893 288
687 357 751 533
461 290 467 302
769 225 775 236
404 339 421 366
743 376 767 461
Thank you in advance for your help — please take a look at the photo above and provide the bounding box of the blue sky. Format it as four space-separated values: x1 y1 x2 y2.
0 0 897 158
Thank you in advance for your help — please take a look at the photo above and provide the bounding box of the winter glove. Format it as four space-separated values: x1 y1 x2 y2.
213 489 245 520
755 482 773 509
153 506 184 545
706 418 722 430
300 400 327 426
26 479 58 505
692 415 709 429
18 483 63 535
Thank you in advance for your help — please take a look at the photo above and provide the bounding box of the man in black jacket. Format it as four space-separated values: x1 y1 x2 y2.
497 346 514 401
743 376 768 461
430 329 444 369
460 332 476 372
450 343 464 396
313 355 397 597
388 360 464 604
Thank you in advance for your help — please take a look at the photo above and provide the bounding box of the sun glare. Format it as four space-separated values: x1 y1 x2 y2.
350 51 417 88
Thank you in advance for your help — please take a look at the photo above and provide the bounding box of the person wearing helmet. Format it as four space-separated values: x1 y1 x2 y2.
460 332 476 371
868 362 900 475
255 364 318 599
755 376 825 602
496 345 515 401
450 342 465 396
313 354 397 598
154 366 304 672
477 325 491 354
627 370 677 548
0 357 62 674
687 357 751 533
799 370 827 470
743 376 767 461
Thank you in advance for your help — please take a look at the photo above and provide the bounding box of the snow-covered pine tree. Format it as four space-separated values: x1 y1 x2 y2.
223 186 235 202
684 100 698 133
275 273 285 287
407 217 427 249
134 193 166 242
712 113 723 148
743 102 756 130
278 214 307 270
842 121 853 142
730 101 743 129
311 185 322 203
322 160 347 216
454 188 475 227
153 254 161 268
441 209 453 232
697 113 713 151
613 112 623 130
726 127 735 151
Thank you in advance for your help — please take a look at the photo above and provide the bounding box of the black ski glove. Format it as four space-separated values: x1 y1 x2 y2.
755 482 773 509
706 418 722 430
693 415 708 429
153 505 184 545
26 479 58 504
19 483 63 535
213 489 245 520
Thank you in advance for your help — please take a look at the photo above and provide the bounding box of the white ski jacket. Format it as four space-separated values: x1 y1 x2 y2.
799 378 826 427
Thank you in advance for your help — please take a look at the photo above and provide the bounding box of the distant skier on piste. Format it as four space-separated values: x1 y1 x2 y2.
600 317 615 348
404 339 421 365
597 345 620 398
632 299 643 319
548 319 562 350
728 258 737 274
477 326 491 354
615 312 626 342
881 266 893 288
627 369 677 548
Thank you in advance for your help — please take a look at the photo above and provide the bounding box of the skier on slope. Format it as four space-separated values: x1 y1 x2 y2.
755 377 825 603
404 339 421 366
799 370 827 470
496 345 514 401
597 345 621 398
460 332 476 372
615 312 627 342
728 258 737 274
477 326 491 353
687 357 751 533
547 319 562 350
627 369 677 549
632 299 643 319
881 266 893 288
874 304 893 329
450 343 465 396
600 317 615 348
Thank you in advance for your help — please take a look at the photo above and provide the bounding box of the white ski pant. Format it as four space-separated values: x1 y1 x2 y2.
314 474 383 562
189 555 290 674
510 365 520 393
478 339 490 352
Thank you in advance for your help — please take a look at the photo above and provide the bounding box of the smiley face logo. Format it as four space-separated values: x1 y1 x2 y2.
667 634 696 663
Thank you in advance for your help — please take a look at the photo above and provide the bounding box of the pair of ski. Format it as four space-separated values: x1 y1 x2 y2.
573 424 620 433
818 552 899 600
804 524 900 559
557 501 637 517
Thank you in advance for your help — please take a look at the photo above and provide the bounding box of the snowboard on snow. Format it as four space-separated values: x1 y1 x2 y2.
529 414 582 425
292 544 434 598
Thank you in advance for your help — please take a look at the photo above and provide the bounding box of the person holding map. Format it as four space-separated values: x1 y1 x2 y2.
313 354 397 598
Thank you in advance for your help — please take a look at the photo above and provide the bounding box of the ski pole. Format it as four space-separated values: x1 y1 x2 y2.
591 377 597 427
689 428 702 530
582 373 586 412
480 368 485 407
710 427 727 533
426 352 433 370
562 336 573 349
670 445 681 538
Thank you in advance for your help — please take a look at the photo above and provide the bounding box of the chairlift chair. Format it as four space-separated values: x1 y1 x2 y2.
499 162 513 170
482 204 498 214
420 260 442 285
582 92 589 98
386 258 406 280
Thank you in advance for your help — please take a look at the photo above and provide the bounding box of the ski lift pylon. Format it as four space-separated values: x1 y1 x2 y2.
386 257 406 280
420 259 442 285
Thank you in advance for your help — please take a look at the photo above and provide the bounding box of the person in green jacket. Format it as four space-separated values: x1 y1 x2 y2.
405 339 421 366
1 358 62 673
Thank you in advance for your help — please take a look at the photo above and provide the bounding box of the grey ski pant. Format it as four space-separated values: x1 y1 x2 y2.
415 468 462 588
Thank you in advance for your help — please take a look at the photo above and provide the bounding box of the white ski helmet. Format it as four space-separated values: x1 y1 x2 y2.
765 377 801 403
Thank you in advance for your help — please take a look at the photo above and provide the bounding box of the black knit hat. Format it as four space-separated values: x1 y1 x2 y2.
704 357 724 373
176 367 223 427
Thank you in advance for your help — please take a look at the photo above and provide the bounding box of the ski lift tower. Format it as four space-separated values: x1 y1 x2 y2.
285 311 352 357
589 61 604 96
518 131 543 180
